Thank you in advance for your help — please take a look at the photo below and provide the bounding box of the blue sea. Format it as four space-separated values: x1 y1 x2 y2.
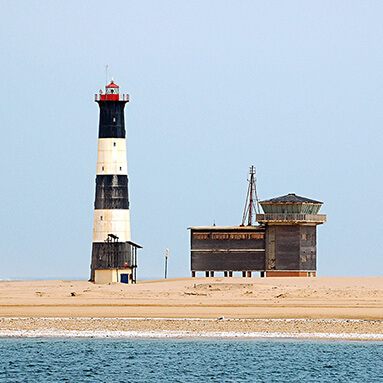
0 338 382 382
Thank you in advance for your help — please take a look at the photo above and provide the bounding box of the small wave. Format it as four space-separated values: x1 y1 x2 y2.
1 329 382 341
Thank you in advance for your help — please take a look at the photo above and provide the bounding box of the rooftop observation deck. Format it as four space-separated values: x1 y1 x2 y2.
256 213 326 224
94 94 130 102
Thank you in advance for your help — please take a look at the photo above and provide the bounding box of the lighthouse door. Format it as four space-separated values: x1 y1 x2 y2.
120 274 129 284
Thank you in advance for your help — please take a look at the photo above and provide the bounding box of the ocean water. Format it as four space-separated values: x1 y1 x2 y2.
0 338 382 382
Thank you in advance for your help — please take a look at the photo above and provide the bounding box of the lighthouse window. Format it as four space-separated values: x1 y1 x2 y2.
102 166 104 171
120 167 122 170
100 216 103 220
113 117 116 122
113 142 116 146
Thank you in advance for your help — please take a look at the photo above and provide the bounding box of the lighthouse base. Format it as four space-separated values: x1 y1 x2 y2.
94 268 133 284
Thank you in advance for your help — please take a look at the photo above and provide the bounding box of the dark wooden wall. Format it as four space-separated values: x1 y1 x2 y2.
269 225 317 271
90 242 136 281
190 225 318 273
299 225 317 270
274 226 301 270
190 229 266 271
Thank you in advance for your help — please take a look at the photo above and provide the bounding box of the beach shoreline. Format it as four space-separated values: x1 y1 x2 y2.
0 318 382 341
0 277 382 340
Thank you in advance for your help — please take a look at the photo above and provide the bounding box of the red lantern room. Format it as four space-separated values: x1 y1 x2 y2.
103 80 119 100
95 79 129 102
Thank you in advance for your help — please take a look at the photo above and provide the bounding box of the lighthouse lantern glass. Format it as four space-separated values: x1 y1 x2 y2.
106 86 119 95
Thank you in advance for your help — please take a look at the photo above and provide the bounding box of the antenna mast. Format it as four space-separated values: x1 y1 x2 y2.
241 165 260 226
105 65 108 86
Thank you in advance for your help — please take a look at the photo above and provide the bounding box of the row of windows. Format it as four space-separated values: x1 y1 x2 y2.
262 205 321 214
193 233 264 240
301 233 315 241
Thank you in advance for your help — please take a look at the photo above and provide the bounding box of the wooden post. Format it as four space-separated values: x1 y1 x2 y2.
164 248 169 279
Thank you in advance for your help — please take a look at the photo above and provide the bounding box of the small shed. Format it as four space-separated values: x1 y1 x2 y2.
91 238 142 284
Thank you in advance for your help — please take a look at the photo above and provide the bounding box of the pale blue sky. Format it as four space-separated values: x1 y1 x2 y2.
0 1 382 279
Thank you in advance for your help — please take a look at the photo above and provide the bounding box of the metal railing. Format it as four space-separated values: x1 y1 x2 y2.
94 94 130 101
256 213 326 223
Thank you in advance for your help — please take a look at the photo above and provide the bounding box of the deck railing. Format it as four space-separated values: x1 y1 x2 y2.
256 213 326 223
94 94 130 101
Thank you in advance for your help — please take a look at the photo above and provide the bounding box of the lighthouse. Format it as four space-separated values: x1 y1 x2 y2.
90 79 142 284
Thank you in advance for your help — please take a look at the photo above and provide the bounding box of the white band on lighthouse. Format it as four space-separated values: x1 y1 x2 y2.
93 209 131 243
96 138 128 175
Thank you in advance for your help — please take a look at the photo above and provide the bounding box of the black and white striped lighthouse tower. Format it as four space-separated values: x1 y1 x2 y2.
90 79 142 284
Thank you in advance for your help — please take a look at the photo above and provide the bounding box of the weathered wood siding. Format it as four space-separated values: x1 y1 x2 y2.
299 226 317 270
270 225 317 271
191 252 265 271
190 229 266 271
265 226 276 270
274 226 301 270
190 224 318 273
91 242 134 270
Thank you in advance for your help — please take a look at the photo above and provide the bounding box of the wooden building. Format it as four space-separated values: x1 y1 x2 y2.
189 193 326 277
256 193 326 277
189 226 266 277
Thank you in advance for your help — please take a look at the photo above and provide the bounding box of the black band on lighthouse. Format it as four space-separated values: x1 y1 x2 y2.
94 175 130 209
97 101 127 138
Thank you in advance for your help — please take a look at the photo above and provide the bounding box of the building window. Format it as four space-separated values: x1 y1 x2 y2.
301 233 307 240
120 167 122 171
113 117 116 122
100 216 103 220
193 233 210 240
113 142 116 147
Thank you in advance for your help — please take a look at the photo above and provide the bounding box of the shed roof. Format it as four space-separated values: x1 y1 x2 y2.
188 226 265 231
126 240 143 249
260 193 323 204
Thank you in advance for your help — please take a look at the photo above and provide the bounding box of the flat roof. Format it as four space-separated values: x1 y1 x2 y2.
188 226 265 231
126 240 143 249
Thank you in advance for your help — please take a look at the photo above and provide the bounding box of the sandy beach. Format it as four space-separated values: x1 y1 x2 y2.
0 277 382 339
